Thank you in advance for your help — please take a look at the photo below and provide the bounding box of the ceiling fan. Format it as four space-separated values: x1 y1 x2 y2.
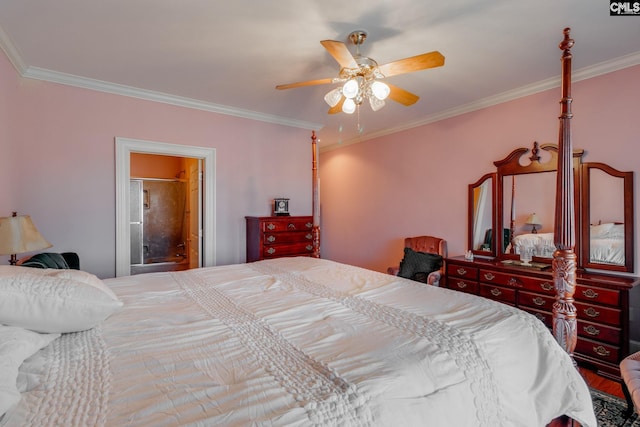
275 30 445 115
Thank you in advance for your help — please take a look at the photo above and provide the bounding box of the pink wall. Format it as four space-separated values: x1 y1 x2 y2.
0 48 314 278
319 65 640 275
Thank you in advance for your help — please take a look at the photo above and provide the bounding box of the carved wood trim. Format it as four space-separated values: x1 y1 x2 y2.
311 131 321 258
553 27 578 362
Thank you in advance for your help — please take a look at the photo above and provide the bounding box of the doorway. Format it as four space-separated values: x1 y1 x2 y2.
115 137 216 277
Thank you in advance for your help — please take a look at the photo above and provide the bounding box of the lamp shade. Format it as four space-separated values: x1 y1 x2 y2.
0 214 52 256
525 213 541 226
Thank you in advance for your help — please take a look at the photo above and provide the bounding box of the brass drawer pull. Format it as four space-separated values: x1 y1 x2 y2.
593 345 611 357
288 223 296 230
456 268 467 276
266 247 276 255
534 313 545 322
267 223 276 230
583 325 600 336
456 281 468 289
532 297 546 306
540 282 553 291
582 289 599 299
584 307 600 318
484 272 495 281
490 288 502 297
507 277 522 288
305 222 313 228
305 245 313 251
267 235 276 243
305 233 313 240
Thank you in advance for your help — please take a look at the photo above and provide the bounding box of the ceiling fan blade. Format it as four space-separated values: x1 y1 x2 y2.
328 96 345 114
387 83 420 106
276 78 335 90
320 40 359 69
378 51 445 78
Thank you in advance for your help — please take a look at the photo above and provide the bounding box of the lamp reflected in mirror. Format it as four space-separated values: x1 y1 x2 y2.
525 213 541 234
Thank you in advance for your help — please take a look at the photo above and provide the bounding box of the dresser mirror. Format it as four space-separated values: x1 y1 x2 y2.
581 162 634 272
468 141 635 273
468 173 496 256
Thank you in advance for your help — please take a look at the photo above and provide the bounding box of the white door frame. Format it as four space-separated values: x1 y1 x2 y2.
115 137 216 277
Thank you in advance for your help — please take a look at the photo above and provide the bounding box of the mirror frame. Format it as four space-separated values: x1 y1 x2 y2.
468 173 496 257
494 142 584 262
581 162 634 273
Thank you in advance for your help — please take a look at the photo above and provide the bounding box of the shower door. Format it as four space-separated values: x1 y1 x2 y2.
130 179 187 266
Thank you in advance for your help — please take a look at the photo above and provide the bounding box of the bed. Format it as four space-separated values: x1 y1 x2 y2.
590 223 625 265
1 257 596 426
1 28 596 427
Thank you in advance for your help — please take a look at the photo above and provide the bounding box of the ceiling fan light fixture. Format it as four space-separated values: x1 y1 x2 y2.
324 88 342 107
368 96 386 112
342 98 356 114
342 79 359 99
371 81 390 101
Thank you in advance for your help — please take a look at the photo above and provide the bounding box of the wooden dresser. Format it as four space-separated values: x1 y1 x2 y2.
245 216 314 262
445 255 640 380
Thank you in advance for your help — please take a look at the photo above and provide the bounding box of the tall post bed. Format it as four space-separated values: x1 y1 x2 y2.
0 30 598 426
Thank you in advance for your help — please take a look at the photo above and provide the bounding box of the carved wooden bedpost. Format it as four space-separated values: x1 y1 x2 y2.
552 28 577 362
311 131 321 258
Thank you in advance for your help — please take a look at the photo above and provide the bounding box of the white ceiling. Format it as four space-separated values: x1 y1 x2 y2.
0 1 639 149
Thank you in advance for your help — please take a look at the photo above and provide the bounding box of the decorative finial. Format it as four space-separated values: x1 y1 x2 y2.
559 27 574 55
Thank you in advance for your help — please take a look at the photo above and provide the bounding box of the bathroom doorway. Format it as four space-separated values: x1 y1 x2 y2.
129 153 199 275
115 137 216 277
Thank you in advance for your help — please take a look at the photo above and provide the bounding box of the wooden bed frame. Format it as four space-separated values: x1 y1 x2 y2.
310 28 584 426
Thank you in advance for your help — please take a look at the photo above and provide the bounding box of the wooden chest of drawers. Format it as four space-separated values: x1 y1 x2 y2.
245 216 314 262
445 256 639 379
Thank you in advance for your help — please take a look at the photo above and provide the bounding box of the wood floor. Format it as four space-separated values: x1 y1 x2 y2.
579 367 625 399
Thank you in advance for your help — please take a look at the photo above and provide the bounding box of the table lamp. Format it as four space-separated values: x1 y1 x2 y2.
525 213 541 234
0 212 52 265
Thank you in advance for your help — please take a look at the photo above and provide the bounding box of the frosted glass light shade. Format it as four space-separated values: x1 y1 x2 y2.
368 96 386 111
324 88 342 107
342 98 356 114
371 81 390 100
342 79 359 99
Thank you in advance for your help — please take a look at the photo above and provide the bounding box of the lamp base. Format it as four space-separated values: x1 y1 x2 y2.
9 253 17 265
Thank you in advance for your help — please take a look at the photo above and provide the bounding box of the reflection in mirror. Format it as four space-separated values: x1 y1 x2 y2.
582 162 634 272
502 172 557 259
469 173 495 255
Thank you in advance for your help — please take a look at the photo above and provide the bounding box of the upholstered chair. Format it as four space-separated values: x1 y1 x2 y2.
621 351 640 415
387 236 447 286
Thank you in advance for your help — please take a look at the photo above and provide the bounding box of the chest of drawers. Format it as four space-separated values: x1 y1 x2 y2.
245 216 314 262
445 256 639 379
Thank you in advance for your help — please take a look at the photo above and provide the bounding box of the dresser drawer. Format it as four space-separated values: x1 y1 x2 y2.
578 320 621 345
263 242 314 258
262 218 313 232
447 278 478 294
521 277 555 296
575 337 620 364
480 283 516 305
574 302 621 327
263 231 313 245
479 269 526 288
575 284 620 307
519 291 555 311
447 264 478 280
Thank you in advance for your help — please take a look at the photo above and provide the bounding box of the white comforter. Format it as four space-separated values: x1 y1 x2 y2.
3 257 596 426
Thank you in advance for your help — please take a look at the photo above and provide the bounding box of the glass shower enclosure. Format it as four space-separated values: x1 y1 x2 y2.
130 178 189 274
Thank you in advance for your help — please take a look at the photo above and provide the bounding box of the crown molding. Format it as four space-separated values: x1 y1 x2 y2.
1 24 638 149
321 51 640 152
21 67 323 131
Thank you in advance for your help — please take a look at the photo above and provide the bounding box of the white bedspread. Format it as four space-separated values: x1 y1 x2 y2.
2 257 596 426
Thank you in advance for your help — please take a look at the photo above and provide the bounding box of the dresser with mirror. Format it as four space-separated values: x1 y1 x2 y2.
447 141 638 379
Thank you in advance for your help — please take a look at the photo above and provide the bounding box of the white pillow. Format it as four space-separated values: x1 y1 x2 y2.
0 325 59 417
0 266 123 333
